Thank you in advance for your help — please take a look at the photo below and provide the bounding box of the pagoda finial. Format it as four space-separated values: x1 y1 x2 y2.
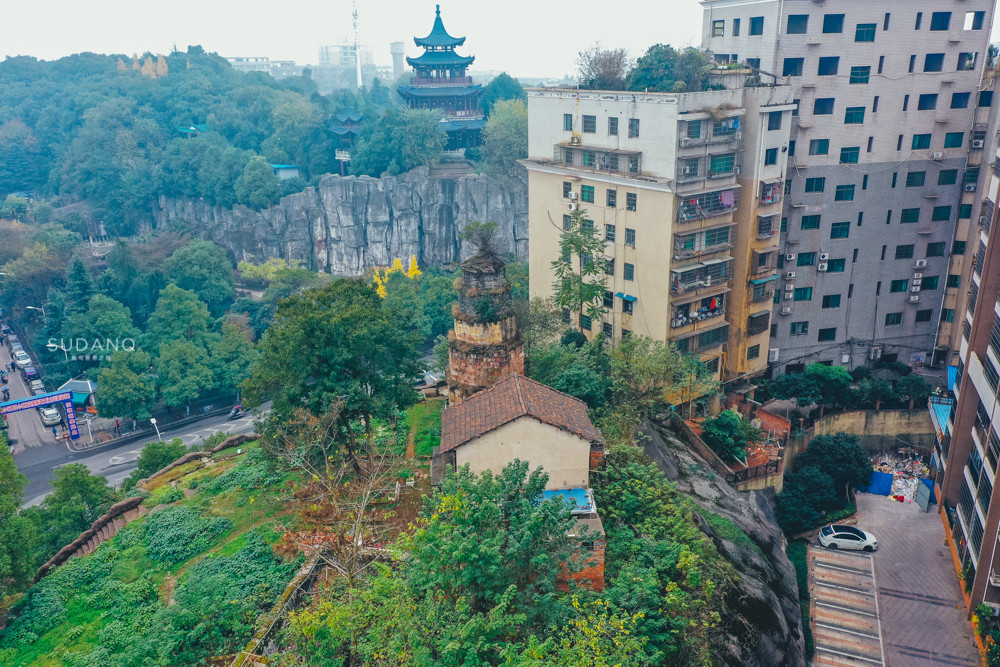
436 4 440 16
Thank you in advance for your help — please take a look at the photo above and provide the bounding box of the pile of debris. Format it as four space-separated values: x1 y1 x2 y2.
872 449 930 502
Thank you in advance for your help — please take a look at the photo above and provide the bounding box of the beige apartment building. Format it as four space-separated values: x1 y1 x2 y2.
524 79 794 379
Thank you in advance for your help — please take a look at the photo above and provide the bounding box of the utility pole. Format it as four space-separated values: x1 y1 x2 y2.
353 0 362 90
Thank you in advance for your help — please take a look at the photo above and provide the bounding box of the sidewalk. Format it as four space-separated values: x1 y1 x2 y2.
67 406 233 452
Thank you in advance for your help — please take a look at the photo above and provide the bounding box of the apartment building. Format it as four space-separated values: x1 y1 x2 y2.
702 0 998 373
940 148 1000 615
524 81 794 380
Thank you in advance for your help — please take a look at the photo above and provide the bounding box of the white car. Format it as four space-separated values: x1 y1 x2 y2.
13 350 30 367
38 406 61 427
818 524 879 552
29 380 45 395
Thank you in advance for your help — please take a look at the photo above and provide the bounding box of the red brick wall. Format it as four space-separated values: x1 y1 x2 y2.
557 541 605 592
448 345 525 403
757 409 791 438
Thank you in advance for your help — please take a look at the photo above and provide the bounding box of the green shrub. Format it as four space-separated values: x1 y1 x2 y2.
0 587 66 647
143 506 232 565
786 541 814 659
158 486 184 504
204 448 283 494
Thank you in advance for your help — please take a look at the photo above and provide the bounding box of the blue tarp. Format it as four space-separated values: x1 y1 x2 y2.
860 470 893 496
948 365 959 391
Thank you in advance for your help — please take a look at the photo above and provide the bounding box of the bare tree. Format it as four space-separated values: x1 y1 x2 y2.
577 43 632 90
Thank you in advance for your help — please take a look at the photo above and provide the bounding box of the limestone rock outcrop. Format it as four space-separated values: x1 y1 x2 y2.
154 168 528 276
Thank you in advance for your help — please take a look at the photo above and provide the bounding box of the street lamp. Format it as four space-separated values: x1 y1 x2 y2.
24 305 46 317
150 417 162 441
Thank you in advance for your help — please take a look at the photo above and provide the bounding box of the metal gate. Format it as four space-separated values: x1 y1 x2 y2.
915 478 934 512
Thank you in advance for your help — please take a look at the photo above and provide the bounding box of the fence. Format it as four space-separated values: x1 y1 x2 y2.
725 459 782 484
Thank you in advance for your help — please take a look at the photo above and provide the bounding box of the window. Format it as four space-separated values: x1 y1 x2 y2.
912 134 932 150
942 308 955 322
623 263 634 281
790 321 809 336
911 309 933 324
905 171 926 187
622 299 634 315
747 344 761 360
895 244 915 259
855 23 876 42
879 55 885 74
955 240 967 254
608 117 618 136
582 115 596 133
831 221 850 238
781 217 789 232
686 120 701 139
563 182 573 198
900 208 920 223
605 257 614 275
922 275 940 290
872 96 879 113
606 189 617 207
712 20 725 37
563 114 573 131
885 312 903 326
924 53 944 72
959 52 978 71
961 203 973 219
967 11 986 30
902 95 910 111
626 193 637 211
798 252 817 266
947 274 961 287
764 148 778 165
562 214 572 230
849 66 871 84
818 327 837 342
813 98 835 115
840 147 860 164
981 91 994 107
909 55 916 73
750 16 764 35
944 132 964 148
580 314 592 331
828 258 846 272
605 224 616 242
938 169 958 185
930 11 951 31
581 185 594 203
834 184 855 201
710 153 736 175
801 214 821 230
732 18 741 36
805 177 826 193
818 57 840 76
952 92 971 109
787 14 808 33
794 287 813 301
917 94 938 111
822 294 842 308
809 139 830 155
844 106 865 124
628 118 639 138
603 291 615 309
868 136 874 152
915 12 923 30
582 150 596 167
821 14 844 33
783 58 804 76
932 206 952 221
890 279 909 293
625 228 635 247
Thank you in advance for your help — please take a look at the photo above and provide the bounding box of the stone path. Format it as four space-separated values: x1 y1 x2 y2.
855 493 979 666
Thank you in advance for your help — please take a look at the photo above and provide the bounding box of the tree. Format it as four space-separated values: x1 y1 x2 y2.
767 362 852 414
96 349 157 420
350 107 447 177
479 72 526 116
243 279 422 459
0 195 29 221
156 339 216 407
775 465 837 535
551 208 608 324
164 240 236 314
625 45 712 93
793 433 872 506
122 438 188 490
208 322 259 393
0 438 39 597
480 99 528 179
234 155 283 210
577 43 632 90
857 377 896 410
143 284 216 351
27 463 115 562
608 335 697 419
63 257 95 315
700 409 762 463
896 373 932 409
58 294 141 362
550 363 609 409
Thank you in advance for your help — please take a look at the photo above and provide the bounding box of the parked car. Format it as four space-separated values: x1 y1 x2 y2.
818 524 879 552
5 334 20 351
12 350 31 367
21 366 38 382
29 379 45 394
38 406 61 427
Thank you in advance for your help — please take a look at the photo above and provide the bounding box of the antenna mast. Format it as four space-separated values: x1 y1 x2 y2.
353 0 362 90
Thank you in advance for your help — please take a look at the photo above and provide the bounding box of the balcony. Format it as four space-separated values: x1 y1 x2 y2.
555 144 642 177
678 131 742 150
671 295 726 330
410 75 473 85
759 180 783 206
670 259 734 297
751 287 776 303
756 214 779 240
676 188 740 223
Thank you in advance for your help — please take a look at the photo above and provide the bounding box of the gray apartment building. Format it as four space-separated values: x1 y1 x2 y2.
701 0 998 374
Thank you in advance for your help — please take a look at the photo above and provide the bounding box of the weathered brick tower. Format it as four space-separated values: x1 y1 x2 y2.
447 250 525 404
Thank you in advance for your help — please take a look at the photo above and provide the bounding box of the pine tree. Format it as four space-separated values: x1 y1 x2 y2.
155 55 168 78
117 57 127 72
63 257 95 315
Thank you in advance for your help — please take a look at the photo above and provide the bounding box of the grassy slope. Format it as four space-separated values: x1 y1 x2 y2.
406 398 444 458
0 444 301 667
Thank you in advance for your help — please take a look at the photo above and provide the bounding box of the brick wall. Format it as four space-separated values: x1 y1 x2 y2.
557 541 606 592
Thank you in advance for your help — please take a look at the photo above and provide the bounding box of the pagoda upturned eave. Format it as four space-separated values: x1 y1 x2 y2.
406 51 475 69
414 4 466 48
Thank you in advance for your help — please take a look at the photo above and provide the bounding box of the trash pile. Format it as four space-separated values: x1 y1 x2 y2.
872 449 930 503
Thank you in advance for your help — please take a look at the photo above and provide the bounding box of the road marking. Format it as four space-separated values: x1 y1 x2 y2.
108 449 144 465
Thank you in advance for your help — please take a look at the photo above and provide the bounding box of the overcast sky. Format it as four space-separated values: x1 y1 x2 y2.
1 0 706 78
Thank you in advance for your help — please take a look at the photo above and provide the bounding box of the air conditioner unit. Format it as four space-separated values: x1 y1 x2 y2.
784 291 794 299
817 262 829 271
841 354 851 364
568 192 578 200
568 203 578 211
908 294 921 303
819 252 830 261
931 152 944 160
911 285 922 292
780 306 793 315
785 283 796 291
912 278 922 286
786 253 797 261
785 271 796 279
913 272 923 280
914 259 928 268
973 140 986 148
966 183 978 192
768 348 780 362
570 135 582 146
869 346 882 360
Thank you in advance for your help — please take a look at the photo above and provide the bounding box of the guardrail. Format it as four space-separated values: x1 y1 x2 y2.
726 459 781 484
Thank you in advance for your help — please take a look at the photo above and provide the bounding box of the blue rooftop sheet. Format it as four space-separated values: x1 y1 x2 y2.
542 488 592 513
930 400 952 437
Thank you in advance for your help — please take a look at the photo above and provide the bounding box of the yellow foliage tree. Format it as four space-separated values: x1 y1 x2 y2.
371 255 421 298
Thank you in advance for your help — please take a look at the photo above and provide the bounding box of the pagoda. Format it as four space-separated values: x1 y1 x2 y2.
398 5 485 150
331 109 363 175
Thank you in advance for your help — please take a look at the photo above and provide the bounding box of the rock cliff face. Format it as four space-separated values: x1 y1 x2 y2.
640 421 807 667
153 168 528 276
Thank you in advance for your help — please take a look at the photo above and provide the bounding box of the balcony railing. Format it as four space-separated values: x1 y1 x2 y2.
676 188 740 223
678 131 742 149
671 263 734 295
726 459 781 485
982 200 994 234
556 145 642 177
751 288 776 303
411 75 473 85
760 181 783 206
672 305 725 329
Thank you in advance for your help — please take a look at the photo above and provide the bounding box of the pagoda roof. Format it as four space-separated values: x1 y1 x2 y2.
397 83 483 99
334 109 363 123
406 50 475 68
332 126 361 136
414 5 466 48
440 117 486 132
